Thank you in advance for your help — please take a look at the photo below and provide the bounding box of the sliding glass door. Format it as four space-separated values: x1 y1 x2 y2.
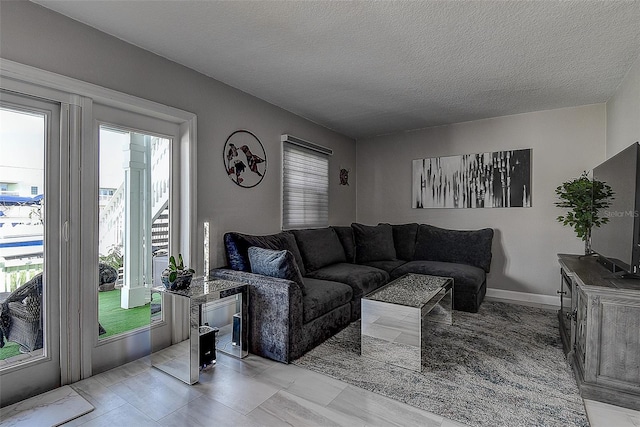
0 91 64 406
89 103 178 374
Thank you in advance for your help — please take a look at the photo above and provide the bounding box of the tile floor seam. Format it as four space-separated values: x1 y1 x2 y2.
202 392 254 416
202 383 280 416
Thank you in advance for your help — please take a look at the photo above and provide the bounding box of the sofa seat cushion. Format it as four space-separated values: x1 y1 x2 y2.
413 224 494 273
302 278 353 323
361 260 407 274
390 260 485 294
292 228 347 272
307 263 389 298
224 231 306 276
352 223 397 263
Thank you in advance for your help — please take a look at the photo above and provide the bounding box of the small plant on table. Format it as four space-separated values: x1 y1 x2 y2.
161 254 195 290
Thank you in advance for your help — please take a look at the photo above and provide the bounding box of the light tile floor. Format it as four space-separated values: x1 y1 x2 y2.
48 352 638 426
584 399 640 427
61 352 457 427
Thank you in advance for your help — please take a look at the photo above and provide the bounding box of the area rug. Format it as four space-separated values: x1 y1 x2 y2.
293 301 589 427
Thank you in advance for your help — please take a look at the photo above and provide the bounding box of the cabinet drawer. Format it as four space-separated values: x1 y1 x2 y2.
597 300 640 388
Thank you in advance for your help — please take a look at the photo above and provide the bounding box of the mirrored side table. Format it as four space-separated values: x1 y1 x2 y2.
151 277 248 384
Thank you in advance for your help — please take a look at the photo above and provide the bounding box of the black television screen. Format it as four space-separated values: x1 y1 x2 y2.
591 142 640 275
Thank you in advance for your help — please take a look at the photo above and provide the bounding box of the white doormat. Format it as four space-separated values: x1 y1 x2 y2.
0 385 93 426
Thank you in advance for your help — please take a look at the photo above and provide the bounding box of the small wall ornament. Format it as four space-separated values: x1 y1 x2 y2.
224 130 267 188
339 168 350 186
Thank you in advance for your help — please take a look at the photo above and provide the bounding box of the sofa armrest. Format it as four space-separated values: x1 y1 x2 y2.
209 268 303 363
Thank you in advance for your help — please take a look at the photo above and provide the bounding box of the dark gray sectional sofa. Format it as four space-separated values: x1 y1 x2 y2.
209 223 493 363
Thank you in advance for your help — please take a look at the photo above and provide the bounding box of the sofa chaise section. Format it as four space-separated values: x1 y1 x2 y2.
390 260 487 312
401 224 494 313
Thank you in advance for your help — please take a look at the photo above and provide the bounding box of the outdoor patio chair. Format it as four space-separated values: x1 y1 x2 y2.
0 263 116 350
98 263 118 292
0 273 43 353
98 263 118 335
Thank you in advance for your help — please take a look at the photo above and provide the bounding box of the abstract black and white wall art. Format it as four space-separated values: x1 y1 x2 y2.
412 149 532 208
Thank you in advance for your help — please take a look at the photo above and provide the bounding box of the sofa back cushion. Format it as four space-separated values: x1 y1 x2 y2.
292 228 347 272
332 226 356 263
352 223 397 263
224 231 306 276
248 247 306 294
389 223 419 261
413 224 494 272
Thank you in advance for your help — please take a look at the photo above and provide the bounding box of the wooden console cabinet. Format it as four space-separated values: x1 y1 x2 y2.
558 254 640 410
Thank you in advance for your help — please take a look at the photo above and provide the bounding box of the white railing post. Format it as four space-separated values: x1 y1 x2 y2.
121 134 149 309
150 137 169 223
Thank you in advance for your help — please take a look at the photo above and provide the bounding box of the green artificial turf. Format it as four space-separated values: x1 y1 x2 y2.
0 342 20 360
0 289 161 360
98 289 153 339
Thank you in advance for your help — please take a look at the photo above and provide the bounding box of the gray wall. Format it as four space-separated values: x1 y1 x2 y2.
606 53 640 158
0 2 357 267
356 104 606 298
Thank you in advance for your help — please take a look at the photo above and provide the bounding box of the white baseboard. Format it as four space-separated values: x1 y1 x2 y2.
486 288 560 308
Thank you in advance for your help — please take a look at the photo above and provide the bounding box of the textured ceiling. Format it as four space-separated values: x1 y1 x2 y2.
34 1 640 139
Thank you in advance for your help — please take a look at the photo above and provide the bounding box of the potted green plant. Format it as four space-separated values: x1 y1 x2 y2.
161 254 195 290
99 244 123 270
555 171 614 255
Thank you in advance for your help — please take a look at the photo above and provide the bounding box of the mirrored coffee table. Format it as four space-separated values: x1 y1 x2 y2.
361 273 453 372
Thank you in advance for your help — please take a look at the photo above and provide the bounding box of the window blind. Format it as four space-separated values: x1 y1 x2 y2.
282 142 329 230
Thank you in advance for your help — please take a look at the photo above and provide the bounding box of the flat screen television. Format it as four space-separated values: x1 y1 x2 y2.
591 142 640 276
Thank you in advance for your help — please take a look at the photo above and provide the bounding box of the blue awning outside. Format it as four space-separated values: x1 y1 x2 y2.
0 195 43 205
0 239 43 249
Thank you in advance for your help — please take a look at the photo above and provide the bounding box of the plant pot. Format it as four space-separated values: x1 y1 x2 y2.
161 272 193 291
584 229 593 255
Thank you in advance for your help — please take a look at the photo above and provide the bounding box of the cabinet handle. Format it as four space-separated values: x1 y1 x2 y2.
557 290 567 295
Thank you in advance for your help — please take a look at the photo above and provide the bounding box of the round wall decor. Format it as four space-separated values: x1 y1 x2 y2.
223 130 267 188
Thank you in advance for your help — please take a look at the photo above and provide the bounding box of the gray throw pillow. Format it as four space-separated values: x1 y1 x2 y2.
248 246 306 294
332 226 356 263
292 228 347 272
224 231 306 276
388 223 419 261
352 223 397 263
